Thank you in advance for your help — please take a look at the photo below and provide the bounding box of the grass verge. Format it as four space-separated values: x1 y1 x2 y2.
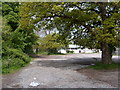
36 51 66 55
2 62 30 75
87 62 120 70
47 52 66 55
113 54 120 56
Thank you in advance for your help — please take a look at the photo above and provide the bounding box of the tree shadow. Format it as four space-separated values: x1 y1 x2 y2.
29 54 48 58
35 57 101 70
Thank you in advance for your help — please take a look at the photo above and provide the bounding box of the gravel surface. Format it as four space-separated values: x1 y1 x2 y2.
77 68 119 87
2 53 119 88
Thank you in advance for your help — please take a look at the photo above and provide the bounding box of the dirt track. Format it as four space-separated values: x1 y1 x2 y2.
2 53 119 88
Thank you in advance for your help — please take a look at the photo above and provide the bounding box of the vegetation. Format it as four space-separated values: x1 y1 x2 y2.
113 54 120 56
2 48 31 74
36 33 67 54
19 2 120 64
1 2 120 74
88 62 120 70
67 51 74 53
2 2 38 74
35 51 66 55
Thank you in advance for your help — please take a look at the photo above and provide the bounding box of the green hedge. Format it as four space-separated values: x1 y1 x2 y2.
2 48 31 74
67 51 74 53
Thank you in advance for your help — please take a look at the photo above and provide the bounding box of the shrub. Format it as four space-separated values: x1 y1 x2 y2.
67 51 74 53
2 48 31 74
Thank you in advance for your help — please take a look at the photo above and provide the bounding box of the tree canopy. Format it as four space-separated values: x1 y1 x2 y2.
19 2 120 64
2 2 39 53
38 33 68 53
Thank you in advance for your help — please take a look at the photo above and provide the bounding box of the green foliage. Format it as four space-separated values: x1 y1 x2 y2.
11 28 39 53
2 2 19 31
2 2 39 53
35 51 66 55
19 2 119 50
67 51 74 53
88 62 120 70
95 17 118 46
16 2 120 64
2 3 13 16
36 51 49 55
38 33 65 53
2 48 31 74
2 2 38 74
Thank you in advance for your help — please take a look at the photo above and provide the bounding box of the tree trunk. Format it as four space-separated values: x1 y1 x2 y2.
36 48 39 53
101 42 112 64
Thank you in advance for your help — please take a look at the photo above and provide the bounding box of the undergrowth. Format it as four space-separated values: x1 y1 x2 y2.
1 48 31 74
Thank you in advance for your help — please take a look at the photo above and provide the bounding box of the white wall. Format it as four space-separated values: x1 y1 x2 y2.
59 45 101 54
81 48 93 53
58 49 67 54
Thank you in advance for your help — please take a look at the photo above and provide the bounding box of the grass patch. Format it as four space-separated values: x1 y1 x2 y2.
2 62 30 74
47 52 66 55
36 51 49 55
2 59 31 74
36 51 66 55
113 54 120 56
88 62 120 70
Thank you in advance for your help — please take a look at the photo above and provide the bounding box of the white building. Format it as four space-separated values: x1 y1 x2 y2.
59 44 100 54
66 44 80 53
113 48 120 55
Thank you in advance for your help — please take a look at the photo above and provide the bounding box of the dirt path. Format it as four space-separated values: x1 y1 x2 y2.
2 53 119 88
77 68 119 87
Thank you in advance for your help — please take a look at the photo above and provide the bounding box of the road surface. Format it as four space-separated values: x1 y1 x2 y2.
2 53 119 88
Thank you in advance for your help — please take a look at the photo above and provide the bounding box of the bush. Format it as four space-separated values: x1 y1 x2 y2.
2 48 31 74
67 51 74 53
